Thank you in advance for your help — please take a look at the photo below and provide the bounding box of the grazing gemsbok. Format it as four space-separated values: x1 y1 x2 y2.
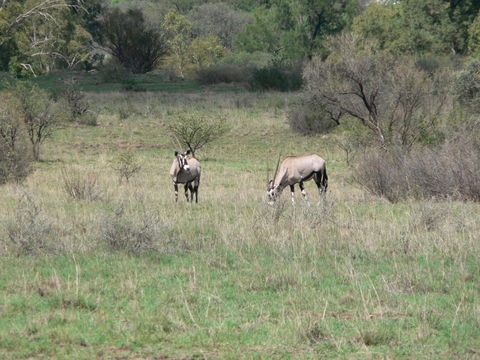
267 154 328 205
170 150 201 203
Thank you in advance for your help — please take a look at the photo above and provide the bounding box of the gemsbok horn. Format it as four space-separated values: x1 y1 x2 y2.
267 153 328 205
170 150 201 203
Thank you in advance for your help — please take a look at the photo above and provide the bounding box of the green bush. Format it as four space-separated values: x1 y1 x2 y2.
453 58 480 113
195 64 250 85
121 77 146 92
249 63 303 91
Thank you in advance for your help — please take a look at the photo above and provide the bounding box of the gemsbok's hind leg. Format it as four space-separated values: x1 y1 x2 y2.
314 172 326 201
174 184 179 202
188 183 194 204
184 183 190 202
193 179 200 203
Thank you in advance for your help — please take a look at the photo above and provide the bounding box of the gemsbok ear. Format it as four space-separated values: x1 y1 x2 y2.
174 151 179 156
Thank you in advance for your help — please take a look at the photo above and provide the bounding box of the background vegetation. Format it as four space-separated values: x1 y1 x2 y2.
1 0 480 359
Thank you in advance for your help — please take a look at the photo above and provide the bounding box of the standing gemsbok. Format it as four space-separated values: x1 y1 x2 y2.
267 154 328 205
170 150 201 203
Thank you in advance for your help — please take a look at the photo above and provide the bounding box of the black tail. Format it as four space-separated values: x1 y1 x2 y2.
322 166 328 193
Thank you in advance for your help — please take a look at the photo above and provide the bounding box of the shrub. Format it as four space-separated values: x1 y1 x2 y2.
120 77 146 92
453 58 480 113
0 91 33 183
111 152 141 184
99 60 129 83
0 146 32 184
61 167 102 201
195 63 249 85
5 192 53 255
354 132 480 202
100 205 164 254
249 63 303 91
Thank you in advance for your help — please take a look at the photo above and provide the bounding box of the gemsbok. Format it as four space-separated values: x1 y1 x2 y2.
170 150 201 203
267 154 328 205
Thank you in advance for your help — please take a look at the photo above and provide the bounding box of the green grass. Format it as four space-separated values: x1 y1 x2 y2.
0 73 479 359
0 71 245 93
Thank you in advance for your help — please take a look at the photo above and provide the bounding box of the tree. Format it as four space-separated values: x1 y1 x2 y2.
161 8 193 78
188 3 251 50
167 113 228 157
0 0 93 75
14 83 59 160
235 0 358 60
352 0 480 56
304 33 448 148
188 35 227 73
103 8 168 74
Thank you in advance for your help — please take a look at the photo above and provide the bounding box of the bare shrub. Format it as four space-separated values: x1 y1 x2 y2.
354 133 480 202
61 167 102 201
4 192 53 255
111 152 141 184
167 113 229 156
100 205 166 254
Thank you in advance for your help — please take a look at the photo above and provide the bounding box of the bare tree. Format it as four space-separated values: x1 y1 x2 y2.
304 33 449 148
167 113 228 157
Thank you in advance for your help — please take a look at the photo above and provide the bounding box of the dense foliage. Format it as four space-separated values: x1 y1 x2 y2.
1 0 478 78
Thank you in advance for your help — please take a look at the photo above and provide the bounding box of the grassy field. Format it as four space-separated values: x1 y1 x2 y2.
0 81 479 359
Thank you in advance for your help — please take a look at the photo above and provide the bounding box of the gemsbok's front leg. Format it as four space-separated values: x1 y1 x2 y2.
299 182 310 206
174 184 179 202
290 184 295 205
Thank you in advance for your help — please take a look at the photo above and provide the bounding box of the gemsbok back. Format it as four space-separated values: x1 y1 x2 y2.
170 150 201 203
267 154 328 205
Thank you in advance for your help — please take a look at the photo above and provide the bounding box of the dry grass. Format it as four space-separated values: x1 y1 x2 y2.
0 90 478 359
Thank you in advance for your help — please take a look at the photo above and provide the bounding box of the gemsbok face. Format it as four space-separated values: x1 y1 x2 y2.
170 150 201 203
267 154 328 205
